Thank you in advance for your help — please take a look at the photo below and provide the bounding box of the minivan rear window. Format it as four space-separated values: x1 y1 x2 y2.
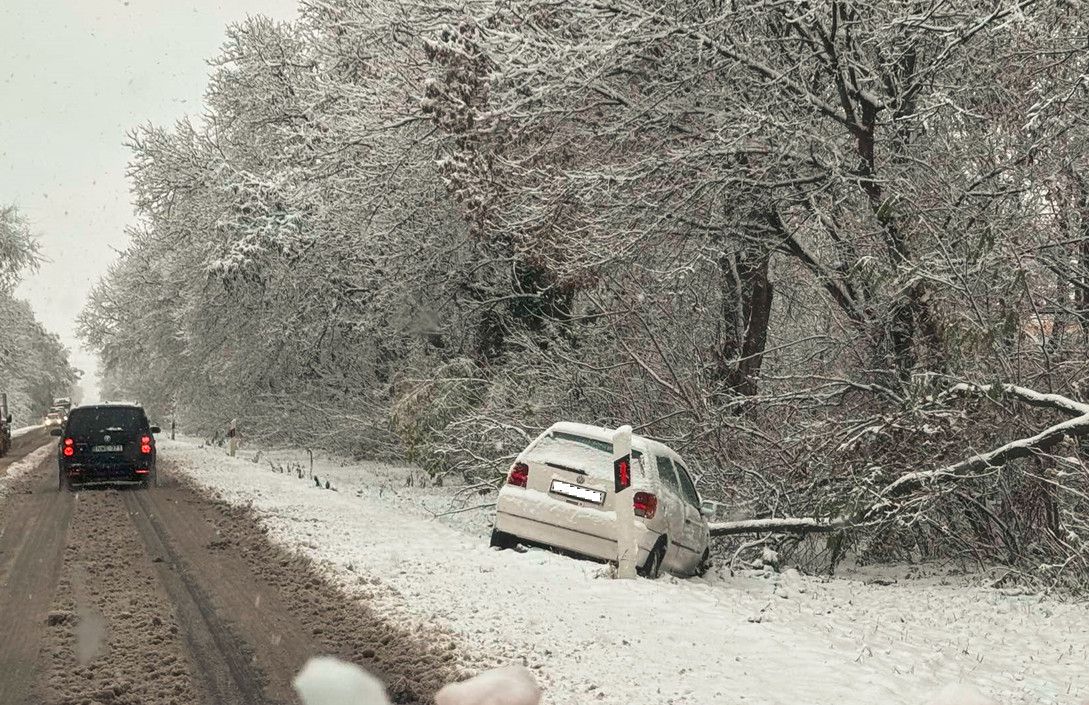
549 431 643 458
525 431 645 480
65 407 146 435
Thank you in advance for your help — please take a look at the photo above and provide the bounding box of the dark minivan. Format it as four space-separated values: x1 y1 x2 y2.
52 403 160 489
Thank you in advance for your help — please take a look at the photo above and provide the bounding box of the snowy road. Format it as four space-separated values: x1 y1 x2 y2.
166 439 1089 705
0 439 458 705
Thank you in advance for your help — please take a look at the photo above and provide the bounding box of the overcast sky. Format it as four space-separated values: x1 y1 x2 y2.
1 0 299 402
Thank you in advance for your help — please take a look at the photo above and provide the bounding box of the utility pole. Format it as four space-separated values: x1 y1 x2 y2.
613 424 637 579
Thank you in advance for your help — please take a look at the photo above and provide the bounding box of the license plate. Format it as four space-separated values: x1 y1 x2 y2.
550 479 605 505
92 445 123 453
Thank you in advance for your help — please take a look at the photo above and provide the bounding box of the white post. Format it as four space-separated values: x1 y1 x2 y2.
613 424 638 579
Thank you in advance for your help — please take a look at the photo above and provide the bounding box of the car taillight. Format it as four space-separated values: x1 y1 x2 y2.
63 438 74 457
507 462 529 487
634 491 657 519
141 436 152 454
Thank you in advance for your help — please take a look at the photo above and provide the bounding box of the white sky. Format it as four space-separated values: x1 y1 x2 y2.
1 0 299 401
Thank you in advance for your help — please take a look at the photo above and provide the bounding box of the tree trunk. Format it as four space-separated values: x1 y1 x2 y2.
716 236 773 397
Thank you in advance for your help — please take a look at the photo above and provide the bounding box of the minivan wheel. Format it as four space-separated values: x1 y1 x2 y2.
489 529 518 550
695 549 712 577
639 540 666 579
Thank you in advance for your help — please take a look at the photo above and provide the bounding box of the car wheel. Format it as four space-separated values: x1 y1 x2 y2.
695 549 712 577
489 529 518 550
639 540 666 579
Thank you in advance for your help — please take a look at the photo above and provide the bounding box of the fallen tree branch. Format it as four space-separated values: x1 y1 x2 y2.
709 381 1089 539
871 405 1089 516
947 382 1089 417
709 516 849 538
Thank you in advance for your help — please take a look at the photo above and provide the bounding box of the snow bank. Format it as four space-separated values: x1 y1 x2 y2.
0 444 53 499
12 424 43 439
164 438 1089 705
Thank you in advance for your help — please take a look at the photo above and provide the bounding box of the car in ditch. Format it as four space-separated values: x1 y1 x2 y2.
52 403 161 489
491 422 712 578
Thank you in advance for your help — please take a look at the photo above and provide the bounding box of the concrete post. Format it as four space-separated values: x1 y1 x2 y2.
613 424 638 579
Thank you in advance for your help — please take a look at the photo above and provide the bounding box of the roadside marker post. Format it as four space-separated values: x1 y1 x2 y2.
612 425 637 579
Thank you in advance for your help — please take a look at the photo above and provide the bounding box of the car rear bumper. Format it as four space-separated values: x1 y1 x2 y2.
494 498 659 565
63 464 151 483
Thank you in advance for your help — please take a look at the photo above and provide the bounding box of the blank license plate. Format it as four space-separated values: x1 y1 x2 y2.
92 445 123 453
550 479 605 505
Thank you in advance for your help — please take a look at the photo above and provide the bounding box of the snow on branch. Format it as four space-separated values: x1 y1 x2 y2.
947 382 1089 417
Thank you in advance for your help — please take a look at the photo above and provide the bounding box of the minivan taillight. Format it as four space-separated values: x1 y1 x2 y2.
507 463 529 487
141 436 152 454
634 492 657 519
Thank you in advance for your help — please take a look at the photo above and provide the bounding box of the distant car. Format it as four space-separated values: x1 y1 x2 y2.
491 422 712 578
52 403 161 489
44 409 65 428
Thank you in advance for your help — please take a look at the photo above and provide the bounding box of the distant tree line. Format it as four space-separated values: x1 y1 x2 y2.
80 1 1089 588
0 206 79 422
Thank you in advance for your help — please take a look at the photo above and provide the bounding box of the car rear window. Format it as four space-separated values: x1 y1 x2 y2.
66 407 146 435
525 431 645 480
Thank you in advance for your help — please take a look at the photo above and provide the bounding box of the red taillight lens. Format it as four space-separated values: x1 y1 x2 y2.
634 492 657 519
64 438 74 446
507 462 529 487
63 445 74 457
141 444 152 454
141 436 150 444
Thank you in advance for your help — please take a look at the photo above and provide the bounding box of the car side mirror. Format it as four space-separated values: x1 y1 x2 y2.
150 426 161 434
50 428 63 437
4 414 10 424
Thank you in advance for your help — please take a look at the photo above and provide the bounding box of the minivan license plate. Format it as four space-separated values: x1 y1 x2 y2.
550 479 605 505
92 445 123 453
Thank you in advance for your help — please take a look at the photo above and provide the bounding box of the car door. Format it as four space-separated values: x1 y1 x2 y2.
674 460 710 574
653 455 695 573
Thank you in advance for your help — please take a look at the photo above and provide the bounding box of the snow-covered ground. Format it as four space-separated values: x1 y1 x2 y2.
163 438 1088 705
12 424 44 439
0 443 54 499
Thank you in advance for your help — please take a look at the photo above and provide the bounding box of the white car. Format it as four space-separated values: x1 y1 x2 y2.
491 422 712 578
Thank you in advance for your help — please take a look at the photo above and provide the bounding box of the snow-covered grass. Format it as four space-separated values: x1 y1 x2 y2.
164 438 1088 705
